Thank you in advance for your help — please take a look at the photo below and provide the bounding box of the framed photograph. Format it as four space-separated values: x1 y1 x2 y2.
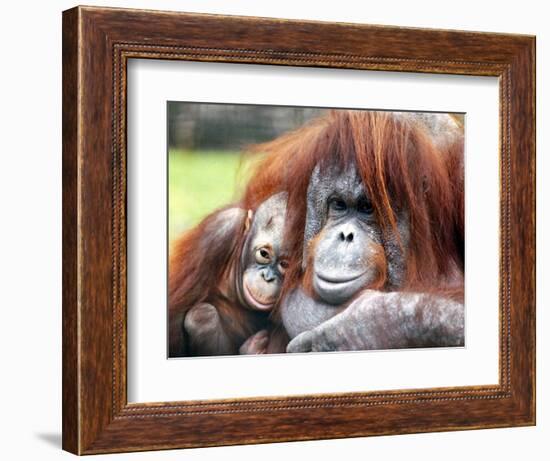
62 5 535 455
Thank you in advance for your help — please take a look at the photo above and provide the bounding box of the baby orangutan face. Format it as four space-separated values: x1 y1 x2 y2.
238 192 288 311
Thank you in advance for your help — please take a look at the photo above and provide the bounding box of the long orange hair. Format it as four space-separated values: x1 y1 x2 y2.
242 110 464 300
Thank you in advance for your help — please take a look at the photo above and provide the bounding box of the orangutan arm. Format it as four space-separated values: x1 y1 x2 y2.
184 303 235 356
286 290 464 353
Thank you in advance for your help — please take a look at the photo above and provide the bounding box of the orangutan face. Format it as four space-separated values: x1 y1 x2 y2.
239 193 289 311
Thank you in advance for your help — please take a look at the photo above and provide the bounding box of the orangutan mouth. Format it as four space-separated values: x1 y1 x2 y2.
243 281 275 311
315 271 367 285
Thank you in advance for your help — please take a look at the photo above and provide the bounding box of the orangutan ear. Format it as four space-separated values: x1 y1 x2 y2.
244 209 254 233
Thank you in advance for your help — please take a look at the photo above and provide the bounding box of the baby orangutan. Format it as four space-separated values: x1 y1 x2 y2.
168 192 289 357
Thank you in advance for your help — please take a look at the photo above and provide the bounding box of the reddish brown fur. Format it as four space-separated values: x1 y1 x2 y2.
168 205 281 356
300 233 320 297
364 242 388 291
241 110 464 306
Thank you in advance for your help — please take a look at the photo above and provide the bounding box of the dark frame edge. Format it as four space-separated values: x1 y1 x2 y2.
62 6 80 455
513 35 536 427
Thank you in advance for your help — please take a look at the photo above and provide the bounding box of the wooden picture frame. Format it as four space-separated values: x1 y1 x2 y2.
62 5 535 455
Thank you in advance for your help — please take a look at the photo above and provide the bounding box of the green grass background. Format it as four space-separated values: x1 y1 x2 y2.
168 149 254 244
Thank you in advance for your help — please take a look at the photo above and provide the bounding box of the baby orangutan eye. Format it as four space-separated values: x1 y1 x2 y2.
278 259 289 274
255 247 271 264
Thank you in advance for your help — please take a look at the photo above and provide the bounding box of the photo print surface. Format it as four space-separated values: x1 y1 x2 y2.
167 102 465 358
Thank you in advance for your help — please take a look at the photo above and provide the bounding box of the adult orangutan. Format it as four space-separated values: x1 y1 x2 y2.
242 110 465 352
168 192 290 357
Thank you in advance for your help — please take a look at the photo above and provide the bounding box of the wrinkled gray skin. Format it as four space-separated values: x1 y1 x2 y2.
305 164 388 305
281 158 464 352
282 163 409 339
184 192 288 355
287 290 464 352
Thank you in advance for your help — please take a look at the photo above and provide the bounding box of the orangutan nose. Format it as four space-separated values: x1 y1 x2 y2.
339 231 354 242
261 269 276 283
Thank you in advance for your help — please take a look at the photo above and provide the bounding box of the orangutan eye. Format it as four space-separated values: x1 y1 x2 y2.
255 248 271 264
278 260 289 274
357 198 374 215
329 198 347 212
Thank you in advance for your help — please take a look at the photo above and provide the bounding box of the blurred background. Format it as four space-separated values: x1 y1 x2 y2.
168 102 326 243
